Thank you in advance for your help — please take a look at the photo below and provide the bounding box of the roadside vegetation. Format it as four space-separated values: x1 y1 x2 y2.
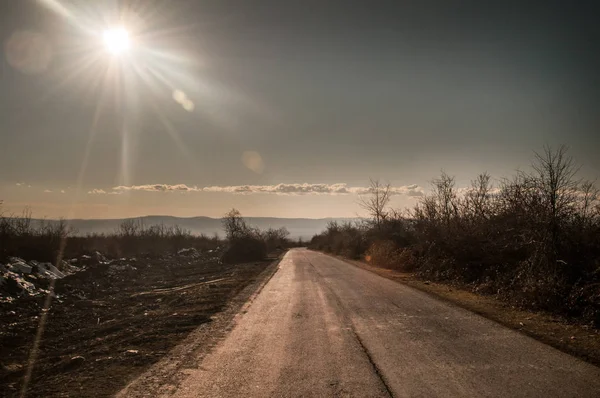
0 210 219 263
0 207 293 264
1 207 292 396
310 146 600 327
1 206 294 309
221 209 291 263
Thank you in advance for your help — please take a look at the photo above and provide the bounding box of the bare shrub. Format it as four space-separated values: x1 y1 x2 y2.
462 172 496 222
222 209 250 240
0 208 220 261
221 235 267 264
366 240 416 271
221 208 267 263
261 227 290 251
311 146 600 326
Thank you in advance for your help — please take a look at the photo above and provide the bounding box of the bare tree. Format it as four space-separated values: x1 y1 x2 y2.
531 145 580 250
412 194 438 224
464 172 495 221
117 218 141 237
432 172 458 226
222 208 249 240
358 178 392 229
576 180 599 227
261 226 290 250
13 206 33 235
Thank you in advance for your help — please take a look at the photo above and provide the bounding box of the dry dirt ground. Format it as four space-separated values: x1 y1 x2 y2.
343 257 600 367
1 252 281 397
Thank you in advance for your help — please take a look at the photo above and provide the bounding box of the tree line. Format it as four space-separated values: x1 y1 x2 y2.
310 146 600 327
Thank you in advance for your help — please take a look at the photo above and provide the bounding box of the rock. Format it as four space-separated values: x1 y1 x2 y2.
35 262 66 279
92 251 107 263
7 258 32 274
177 248 200 258
107 264 137 277
63 355 85 370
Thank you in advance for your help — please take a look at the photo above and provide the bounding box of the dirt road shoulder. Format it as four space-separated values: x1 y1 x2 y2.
116 254 283 397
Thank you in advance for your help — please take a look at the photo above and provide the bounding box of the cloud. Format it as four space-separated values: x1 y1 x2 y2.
112 184 197 192
206 183 426 197
60 190 65 194
43 189 52 193
108 183 423 196
391 184 426 197
88 188 122 195
202 183 355 195
456 186 502 197
345 185 425 197
88 183 425 197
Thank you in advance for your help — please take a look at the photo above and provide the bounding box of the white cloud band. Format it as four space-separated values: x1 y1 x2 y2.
97 183 425 197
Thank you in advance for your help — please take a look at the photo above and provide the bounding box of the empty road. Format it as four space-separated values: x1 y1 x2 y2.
168 249 600 397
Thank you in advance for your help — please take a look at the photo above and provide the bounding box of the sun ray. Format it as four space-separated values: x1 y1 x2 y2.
70 62 115 212
37 0 73 19
129 62 195 165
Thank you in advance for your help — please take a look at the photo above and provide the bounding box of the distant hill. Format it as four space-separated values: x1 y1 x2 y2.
29 216 357 240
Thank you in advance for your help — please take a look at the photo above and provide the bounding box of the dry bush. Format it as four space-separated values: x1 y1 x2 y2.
410 146 600 325
221 208 269 263
261 227 290 251
0 209 221 263
366 240 417 271
309 221 367 259
311 147 600 326
0 208 72 263
221 236 267 264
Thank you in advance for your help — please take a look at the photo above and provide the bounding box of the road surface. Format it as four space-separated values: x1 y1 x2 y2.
167 249 600 397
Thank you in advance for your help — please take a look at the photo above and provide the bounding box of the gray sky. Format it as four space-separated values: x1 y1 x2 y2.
1 0 599 218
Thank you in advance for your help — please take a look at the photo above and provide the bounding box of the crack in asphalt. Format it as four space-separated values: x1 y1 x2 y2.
302 252 395 398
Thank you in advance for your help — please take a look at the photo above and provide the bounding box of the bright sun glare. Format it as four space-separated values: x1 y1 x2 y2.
103 27 130 54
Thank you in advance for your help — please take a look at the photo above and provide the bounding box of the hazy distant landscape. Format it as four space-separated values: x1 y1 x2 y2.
26 216 354 240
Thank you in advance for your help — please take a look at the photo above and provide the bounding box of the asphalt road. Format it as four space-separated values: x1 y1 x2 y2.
168 249 600 397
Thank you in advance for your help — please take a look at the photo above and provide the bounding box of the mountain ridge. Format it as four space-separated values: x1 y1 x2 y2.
27 216 358 239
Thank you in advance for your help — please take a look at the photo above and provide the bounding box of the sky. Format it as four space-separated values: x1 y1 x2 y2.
1 0 599 219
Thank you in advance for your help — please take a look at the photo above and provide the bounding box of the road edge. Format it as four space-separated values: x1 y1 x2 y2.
116 252 285 397
322 252 600 368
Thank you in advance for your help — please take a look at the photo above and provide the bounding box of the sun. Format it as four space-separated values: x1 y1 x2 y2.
103 27 131 55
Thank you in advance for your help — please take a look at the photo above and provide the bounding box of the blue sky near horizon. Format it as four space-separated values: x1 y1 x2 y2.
1 1 599 219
